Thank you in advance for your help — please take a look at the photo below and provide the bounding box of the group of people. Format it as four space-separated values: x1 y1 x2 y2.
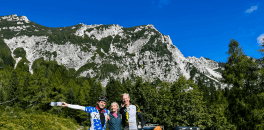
61 93 145 130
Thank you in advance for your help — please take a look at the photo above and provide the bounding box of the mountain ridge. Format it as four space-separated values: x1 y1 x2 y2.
0 14 223 87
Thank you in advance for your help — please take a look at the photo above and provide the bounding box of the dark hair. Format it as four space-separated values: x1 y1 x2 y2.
98 95 107 102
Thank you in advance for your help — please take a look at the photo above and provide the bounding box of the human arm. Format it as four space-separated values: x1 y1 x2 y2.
61 102 85 111
136 104 145 128
107 115 110 121
137 112 145 128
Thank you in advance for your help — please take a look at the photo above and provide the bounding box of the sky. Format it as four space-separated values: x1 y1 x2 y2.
1 0 263 62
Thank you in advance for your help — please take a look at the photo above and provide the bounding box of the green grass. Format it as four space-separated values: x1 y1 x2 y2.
0 109 84 130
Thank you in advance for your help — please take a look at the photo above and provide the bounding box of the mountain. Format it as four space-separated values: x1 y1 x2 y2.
0 14 223 87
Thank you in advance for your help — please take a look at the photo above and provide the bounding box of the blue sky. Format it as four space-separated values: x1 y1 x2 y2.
1 0 263 62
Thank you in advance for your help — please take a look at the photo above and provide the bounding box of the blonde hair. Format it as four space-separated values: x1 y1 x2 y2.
122 93 130 98
111 102 119 108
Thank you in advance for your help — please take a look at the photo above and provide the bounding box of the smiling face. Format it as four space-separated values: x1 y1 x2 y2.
111 103 119 112
122 94 130 105
97 101 106 109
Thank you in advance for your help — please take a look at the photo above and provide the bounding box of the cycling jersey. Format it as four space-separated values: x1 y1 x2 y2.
119 104 144 129
85 106 110 130
68 104 109 130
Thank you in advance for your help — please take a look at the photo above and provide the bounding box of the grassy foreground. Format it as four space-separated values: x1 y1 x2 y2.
0 107 87 130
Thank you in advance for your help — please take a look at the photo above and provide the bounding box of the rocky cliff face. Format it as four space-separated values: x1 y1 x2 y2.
0 14 223 87
186 56 221 78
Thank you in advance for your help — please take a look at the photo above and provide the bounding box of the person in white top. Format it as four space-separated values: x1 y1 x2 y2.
119 93 145 130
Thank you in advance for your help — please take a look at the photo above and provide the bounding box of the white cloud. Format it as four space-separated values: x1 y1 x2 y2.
245 5 258 13
257 33 264 45
158 0 170 8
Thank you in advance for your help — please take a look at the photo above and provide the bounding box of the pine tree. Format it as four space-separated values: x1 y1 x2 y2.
66 79 79 104
170 76 189 127
122 77 132 95
5 70 19 106
0 87 4 103
89 79 103 105
257 38 264 57
137 81 158 124
133 77 144 106
0 38 15 68
170 76 212 129
105 78 125 108
207 86 235 129
156 81 174 129
88 78 96 105
15 68 31 108
79 80 90 106
222 39 261 129
67 88 75 104
183 80 208 129
197 77 209 103
0 66 12 106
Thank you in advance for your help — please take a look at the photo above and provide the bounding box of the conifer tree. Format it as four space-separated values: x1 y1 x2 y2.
137 81 158 124
0 38 15 68
257 38 264 57
52 68 63 89
184 80 208 129
222 39 261 129
156 81 174 129
79 80 90 106
0 66 12 106
170 76 189 127
197 77 209 103
0 87 4 103
106 78 125 108
89 79 103 105
122 77 133 95
66 79 79 104
67 79 78 92
88 78 96 105
14 68 31 108
133 77 144 106
67 88 75 104
170 76 212 129
5 70 19 106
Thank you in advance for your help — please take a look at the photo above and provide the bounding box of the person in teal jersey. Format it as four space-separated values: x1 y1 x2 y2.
61 95 109 130
107 102 122 130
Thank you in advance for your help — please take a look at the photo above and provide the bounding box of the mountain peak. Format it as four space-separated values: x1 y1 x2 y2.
0 14 223 88
75 24 123 40
146 24 157 30
0 14 30 23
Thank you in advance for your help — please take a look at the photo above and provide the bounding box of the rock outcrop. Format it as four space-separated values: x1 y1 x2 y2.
0 14 223 87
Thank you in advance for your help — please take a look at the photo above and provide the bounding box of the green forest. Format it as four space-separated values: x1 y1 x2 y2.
0 38 264 130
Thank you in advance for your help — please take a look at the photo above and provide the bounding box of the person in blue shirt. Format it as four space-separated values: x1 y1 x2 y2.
61 95 109 130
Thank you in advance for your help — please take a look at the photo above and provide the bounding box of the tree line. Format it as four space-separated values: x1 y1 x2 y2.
0 39 264 129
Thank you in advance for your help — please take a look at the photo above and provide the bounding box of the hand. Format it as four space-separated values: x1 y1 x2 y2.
61 102 68 107
121 104 124 107
107 115 110 121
